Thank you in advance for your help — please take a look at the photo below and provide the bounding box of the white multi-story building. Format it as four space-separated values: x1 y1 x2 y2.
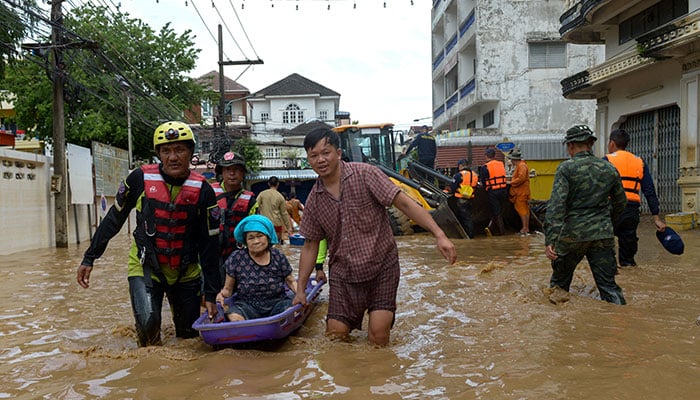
430 0 604 169
246 73 340 169
559 0 698 214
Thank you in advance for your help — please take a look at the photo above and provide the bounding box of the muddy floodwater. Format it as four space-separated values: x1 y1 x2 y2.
1 220 698 399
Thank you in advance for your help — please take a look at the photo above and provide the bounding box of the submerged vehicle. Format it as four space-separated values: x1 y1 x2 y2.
332 123 468 239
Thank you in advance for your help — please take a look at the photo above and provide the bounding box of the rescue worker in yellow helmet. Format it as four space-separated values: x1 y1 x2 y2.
76 121 222 346
450 159 478 238
604 128 666 267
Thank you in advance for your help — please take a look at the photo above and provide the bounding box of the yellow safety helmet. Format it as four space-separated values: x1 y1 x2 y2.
153 121 196 151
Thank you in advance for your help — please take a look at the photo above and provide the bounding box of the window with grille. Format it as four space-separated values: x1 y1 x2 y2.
260 112 269 121
528 42 566 69
264 148 280 158
483 110 494 127
283 104 303 124
319 110 328 120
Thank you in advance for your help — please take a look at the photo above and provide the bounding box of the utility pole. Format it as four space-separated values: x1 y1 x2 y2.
215 24 263 156
52 0 68 248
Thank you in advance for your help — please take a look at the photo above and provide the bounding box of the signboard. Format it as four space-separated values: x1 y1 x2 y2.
91 141 129 197
495 142 515 153
67 143 94 204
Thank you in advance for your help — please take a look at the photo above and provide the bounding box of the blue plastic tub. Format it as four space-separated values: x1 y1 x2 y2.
192 278 325 346
289 233 305 246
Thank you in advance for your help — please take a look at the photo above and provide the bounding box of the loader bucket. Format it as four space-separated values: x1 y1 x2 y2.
431 201 468 239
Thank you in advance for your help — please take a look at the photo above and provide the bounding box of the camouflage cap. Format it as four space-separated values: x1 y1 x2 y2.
563 125 597 144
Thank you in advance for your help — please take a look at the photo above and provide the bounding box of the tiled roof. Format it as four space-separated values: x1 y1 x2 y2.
196 71 249 93
285 120 335 137
250 73 340 98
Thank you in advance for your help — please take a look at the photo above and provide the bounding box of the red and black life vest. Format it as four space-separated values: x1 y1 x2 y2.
140 164 205 270
606 150 643 203
484 160 507 191
211 182 254 257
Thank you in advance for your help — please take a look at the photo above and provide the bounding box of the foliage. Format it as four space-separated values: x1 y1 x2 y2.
1 59 52 137
232 137 263 173
0 1 33 80
1 4 211 160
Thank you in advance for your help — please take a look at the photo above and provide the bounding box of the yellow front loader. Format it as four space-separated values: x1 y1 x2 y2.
332 123 467 239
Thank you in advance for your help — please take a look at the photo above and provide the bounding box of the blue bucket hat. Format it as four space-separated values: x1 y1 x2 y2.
234 215 279 245
656 226 684 255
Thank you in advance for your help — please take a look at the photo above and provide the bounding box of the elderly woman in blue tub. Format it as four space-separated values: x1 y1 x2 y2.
216 215 297 321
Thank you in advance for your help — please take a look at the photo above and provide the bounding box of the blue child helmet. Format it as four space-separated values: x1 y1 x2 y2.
656 226 684 255
234 215 279 245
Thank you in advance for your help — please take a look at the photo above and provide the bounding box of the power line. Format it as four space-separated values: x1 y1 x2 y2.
190 0 232 61
226 0 260 60
4 0 195 133
211 0 246 58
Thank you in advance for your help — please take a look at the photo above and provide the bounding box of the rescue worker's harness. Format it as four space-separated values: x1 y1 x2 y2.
134 164 204 287
212 183 254 257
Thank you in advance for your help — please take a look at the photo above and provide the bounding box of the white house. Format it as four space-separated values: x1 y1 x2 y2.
247 73 340 168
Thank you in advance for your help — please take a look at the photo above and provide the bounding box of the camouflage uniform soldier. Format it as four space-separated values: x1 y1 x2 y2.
544 125 628 305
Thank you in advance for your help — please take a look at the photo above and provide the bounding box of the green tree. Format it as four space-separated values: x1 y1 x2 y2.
232 137 263 173
1 4 210 160
0 1 34 80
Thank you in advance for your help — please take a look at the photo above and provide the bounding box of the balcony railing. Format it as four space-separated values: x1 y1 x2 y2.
561 10 700 98
433 51 445 71
433 11 476 72
561 51 654 98
459 78 475 98
445 33 458 56
446 92 459 110
636 10 700 60
559 0 605 40
459 11 475 38
433 104 445 120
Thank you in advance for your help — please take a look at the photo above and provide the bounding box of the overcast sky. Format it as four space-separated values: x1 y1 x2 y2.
117 0 434 130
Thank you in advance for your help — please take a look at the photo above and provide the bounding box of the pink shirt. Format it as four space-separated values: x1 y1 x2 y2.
300 161 401 282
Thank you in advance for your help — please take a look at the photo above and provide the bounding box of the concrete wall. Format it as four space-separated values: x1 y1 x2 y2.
0 148 53 254
0 148 130 256
432 0 603 135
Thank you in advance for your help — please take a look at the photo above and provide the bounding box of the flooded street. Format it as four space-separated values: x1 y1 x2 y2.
1 220 698 399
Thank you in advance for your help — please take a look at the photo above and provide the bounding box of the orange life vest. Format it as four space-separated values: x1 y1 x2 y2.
455 169 478 199
141 164 206 270
606 150 643 202
484 160 507 191
211 182 254 257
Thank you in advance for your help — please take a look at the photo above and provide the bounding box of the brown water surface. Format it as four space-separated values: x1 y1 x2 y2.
1 221 698 399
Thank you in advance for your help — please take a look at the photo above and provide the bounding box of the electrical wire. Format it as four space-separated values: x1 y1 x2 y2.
2 0 192 132
190 0 232 61
226 0 260 60
211 0 246 59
